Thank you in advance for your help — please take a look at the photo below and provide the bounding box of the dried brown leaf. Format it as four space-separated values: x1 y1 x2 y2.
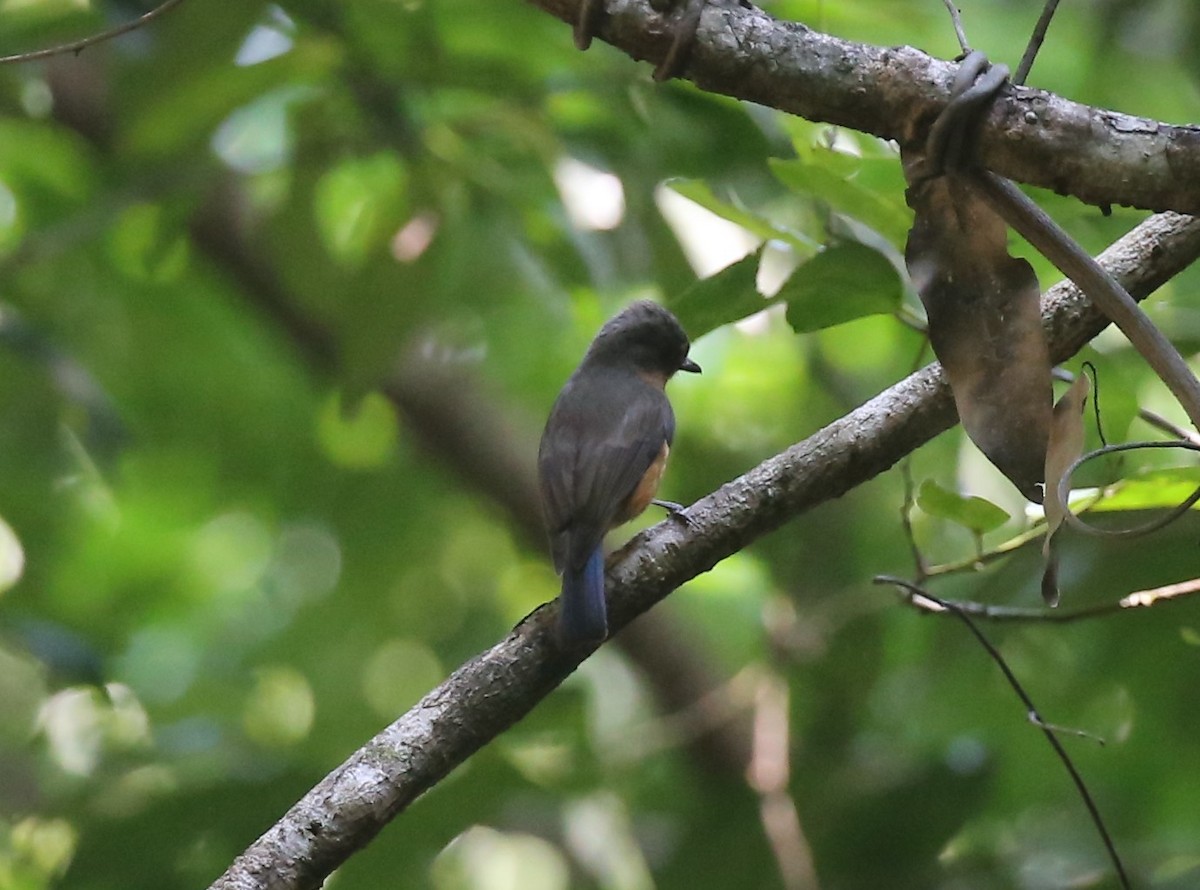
1041 373 1091 605
905 168 1053 502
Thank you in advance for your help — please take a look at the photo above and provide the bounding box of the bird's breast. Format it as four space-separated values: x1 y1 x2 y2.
615 441 670 525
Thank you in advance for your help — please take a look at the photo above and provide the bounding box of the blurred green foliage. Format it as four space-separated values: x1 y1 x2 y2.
0 1 1198 888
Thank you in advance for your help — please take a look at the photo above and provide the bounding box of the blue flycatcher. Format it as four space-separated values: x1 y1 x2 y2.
538 300 700 647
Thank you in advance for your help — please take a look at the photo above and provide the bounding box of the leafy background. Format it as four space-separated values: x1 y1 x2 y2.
0 1 1199 888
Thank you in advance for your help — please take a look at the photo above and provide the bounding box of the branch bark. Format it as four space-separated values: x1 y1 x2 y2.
207 210 1200 890
524 0 1200 214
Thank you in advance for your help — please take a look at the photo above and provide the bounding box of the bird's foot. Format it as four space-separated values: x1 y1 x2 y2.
575 0 744 81
574 0 605 50
648 0 706 81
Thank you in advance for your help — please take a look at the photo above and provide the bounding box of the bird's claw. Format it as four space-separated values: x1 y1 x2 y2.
573 0 604 50
573 0 710 82
652 498 695 526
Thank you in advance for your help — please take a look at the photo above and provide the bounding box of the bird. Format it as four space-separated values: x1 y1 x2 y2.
538 300 701 647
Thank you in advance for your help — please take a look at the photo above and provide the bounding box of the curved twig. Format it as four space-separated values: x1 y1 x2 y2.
0 0 187 65
921 51 1010 178
1079 361 1106 446
1056 440 1200 538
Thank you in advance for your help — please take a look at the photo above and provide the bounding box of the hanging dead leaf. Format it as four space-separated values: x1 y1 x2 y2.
904 163 1053 503
1041 373 1091 606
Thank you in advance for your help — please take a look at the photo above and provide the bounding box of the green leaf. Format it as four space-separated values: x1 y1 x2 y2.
317 390 400 469
122 33 338 159
770 156 911 246
780 243 902 332
665 179 813 248
106 203 191 284
0 119 96 238
313 151 410 268
665 249 774 340
917 479 1011 534
1089 467 1200 513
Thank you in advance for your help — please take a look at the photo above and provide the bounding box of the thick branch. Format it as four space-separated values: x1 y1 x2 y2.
525 0 1200 214
208 211 1200 890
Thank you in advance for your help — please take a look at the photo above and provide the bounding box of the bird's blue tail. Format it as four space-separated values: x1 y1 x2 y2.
558 546 608 647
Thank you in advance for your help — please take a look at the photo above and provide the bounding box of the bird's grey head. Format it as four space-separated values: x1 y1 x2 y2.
585 300 701 377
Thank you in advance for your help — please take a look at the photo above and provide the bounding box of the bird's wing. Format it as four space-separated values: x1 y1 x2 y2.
539 370 674 573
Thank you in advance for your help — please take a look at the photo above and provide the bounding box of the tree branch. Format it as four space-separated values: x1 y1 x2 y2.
207 211 1200 889
524 0 1200 214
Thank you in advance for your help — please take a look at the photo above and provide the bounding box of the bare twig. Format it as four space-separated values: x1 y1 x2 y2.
923 523 1048 579
874 577 1131 890
608 666 758 764
887 573 1200 622
0 0 188 65
939 0 971 54
1138 407 1200 445
1122 576 1200 607
1028 712 1105 746
748 673 820 890
899 460 930 579
1014 0 1063 85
